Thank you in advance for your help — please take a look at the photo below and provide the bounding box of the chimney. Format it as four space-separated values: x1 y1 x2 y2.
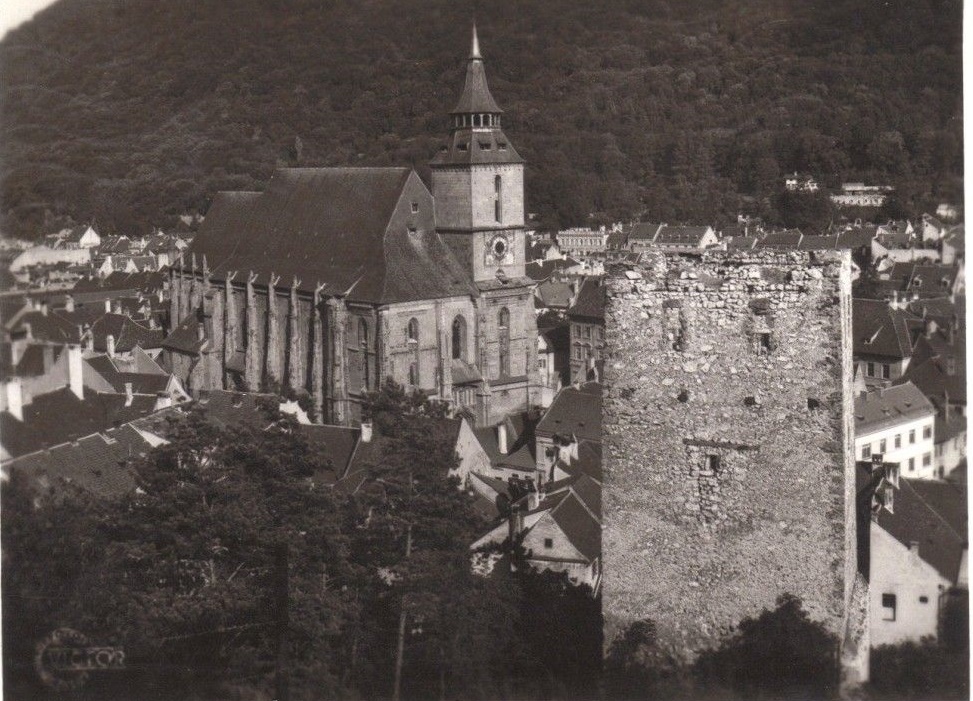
360 420 373 443
106 334 116 358
497 422 508 455
39 300 49 316
4 379 23 421
67 344 84 399
65 295 75 312
113 300 122 315
42 344 55 371
196 322 206 342
924 319 937 339
104 299 112 312
508 504 524 543
124 382 133 407
909 541 920 555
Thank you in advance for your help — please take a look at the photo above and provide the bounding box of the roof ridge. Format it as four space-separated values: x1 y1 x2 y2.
902 479 966 543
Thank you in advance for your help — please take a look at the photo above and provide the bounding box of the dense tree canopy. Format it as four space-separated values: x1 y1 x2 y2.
0 0 962 238
3 385 604 700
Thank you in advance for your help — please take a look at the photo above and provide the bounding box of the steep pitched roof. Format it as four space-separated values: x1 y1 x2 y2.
535 382 602 442
186 168 476 305
854 382 936 435
547 490 601 561
566 277 606 322
853 299 914 360
628 223 664 242
451 27 502 115
876 478 967 582
653 225 712 246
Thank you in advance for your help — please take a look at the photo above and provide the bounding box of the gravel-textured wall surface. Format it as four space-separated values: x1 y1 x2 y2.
603 249 856 660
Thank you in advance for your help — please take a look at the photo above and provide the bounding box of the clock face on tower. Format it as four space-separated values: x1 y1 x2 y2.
485 233 513 266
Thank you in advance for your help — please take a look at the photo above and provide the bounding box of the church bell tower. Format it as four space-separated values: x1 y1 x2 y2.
430 25 526 284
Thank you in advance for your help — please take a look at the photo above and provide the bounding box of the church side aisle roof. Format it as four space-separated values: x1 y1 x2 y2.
184 168 476 304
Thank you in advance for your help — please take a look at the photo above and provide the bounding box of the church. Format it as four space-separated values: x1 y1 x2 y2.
163 27 540 427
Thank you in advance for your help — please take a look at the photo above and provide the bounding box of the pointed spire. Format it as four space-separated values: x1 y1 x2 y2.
470 23 482 60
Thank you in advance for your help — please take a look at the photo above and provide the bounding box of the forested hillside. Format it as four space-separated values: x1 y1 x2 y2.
0 0 963 238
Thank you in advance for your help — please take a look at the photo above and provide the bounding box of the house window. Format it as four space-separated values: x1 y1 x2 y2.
922 452 932 467
451 315 467 360
909 429 916 444
894 434 901 449
861 444 871 460
408 362 418 387
705 454 720 474
881 594 897 621
407 318 419 344
498 307 510 377
538 357 547 369
882 364 891 380
494 175 503 223
879 439 886 455
543 538 554 549
908 457 915 472
407 318 420 387
923 425 932 440
867 362 875 377
919 596 929 604
411 202 419 213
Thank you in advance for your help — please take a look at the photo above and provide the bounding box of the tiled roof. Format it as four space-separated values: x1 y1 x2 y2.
474 424 537 472
556 440 602 482
653 225 712 245
798 235 840 250
536 280 573 309
876 478 967 582
853 299 914 360
628 223 664 241
451 50 502 114
1 388 160 460
430 128 524 166
835 227 877 249
854 382 935 435
566 277 605 321
186 168 477 305
756 230 803 249
547 490 601 562
535 382 602 442
162 313 206 355
85 354 171 395
935 414 966 444
525 258 578 282
4 425 146 498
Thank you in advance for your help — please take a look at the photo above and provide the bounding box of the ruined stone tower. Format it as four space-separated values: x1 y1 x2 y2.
603 249 868 681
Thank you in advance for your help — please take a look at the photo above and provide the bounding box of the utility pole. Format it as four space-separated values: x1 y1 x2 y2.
274 542 290 701
392 472 413 701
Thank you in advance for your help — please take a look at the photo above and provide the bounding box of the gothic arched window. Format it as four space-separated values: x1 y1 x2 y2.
358 318 370 390
494 175 503 223
498 307 510 377
452 315 467 361
407 317 420 387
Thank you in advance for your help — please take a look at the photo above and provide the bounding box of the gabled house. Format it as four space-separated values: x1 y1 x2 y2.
853 299 915 386
870 478 967 646
534 381 602 477
566 277 605 384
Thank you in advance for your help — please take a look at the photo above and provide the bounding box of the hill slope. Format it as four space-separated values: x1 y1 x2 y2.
0 0 963 238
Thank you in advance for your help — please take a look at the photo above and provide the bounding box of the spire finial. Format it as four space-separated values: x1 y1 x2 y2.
470 22 482 60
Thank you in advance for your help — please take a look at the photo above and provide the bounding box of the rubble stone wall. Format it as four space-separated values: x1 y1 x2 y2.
603 249 856 661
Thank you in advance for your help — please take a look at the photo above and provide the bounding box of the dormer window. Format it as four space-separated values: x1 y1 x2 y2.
411 202 419 213
479 141 492 150
458 143 468 151
497 142 507 150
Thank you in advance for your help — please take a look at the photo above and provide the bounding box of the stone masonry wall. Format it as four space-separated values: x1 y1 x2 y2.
603 249 856 661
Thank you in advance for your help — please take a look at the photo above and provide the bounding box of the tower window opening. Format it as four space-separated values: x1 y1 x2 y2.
407 318 419 344
498 307 510 377
494 175 503 223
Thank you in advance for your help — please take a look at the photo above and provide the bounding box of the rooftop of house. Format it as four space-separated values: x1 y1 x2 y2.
853 298 915 360
854 381 936 435
536 280 574 309
627 222 665 242
535 382 602 443
1 387 161 461
566 277 605 322
876 478 967 583
653 225 713 246
525 257 582 283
